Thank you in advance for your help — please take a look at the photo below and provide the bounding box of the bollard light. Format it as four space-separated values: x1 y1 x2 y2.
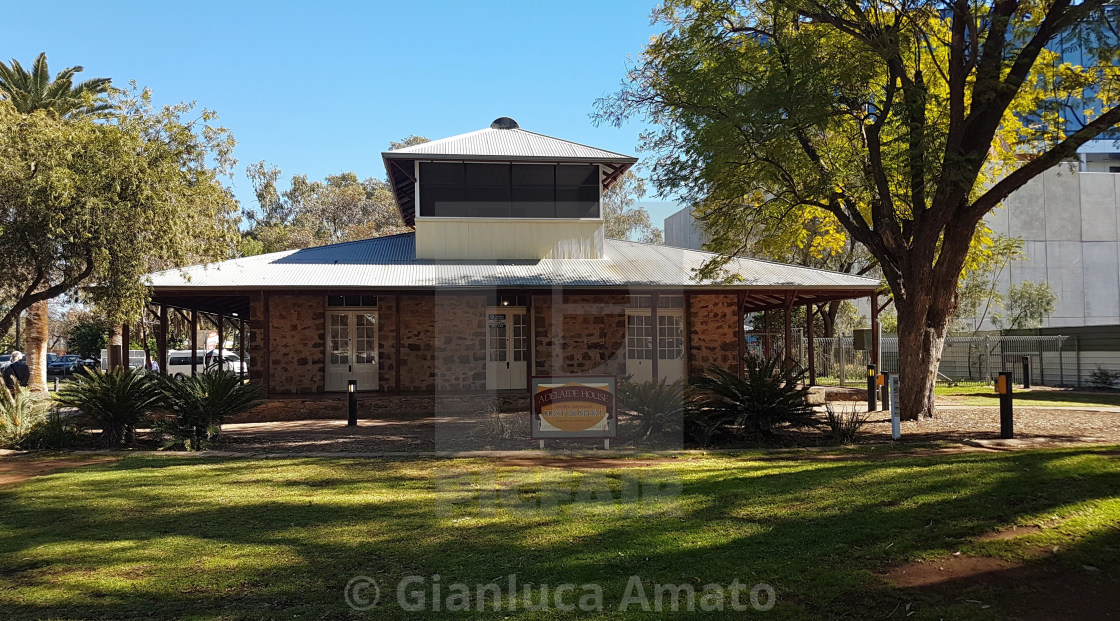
997 372 1014 439
347 380 358 427
866 365 878 412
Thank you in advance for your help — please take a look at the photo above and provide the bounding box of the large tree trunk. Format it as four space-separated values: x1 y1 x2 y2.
108 325 123 369
894 280 957 420
25 301 49 392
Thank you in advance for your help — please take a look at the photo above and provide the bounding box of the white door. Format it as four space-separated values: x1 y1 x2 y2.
626 311 653 382
326 311 378 392
657 312 686 383
486 309 528 390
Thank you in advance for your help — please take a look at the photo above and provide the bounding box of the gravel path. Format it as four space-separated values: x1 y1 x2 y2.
210 405 1120 454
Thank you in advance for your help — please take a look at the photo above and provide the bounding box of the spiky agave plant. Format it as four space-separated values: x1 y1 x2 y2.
688 355 818 445
156 371 261 450
55 367 162 448
617 378 686 443
0 387 50 448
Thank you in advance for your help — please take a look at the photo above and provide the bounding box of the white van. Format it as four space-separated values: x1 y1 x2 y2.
166 349 247 377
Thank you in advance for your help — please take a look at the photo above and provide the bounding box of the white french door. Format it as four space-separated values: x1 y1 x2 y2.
626 311 654 382
486 308 528 390
626 309 685 384
657 311 685 383
326 311 378 392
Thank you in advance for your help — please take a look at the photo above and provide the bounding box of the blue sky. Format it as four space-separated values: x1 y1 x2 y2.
0 0 683 227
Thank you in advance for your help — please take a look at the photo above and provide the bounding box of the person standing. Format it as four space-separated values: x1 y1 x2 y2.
3 351 30 391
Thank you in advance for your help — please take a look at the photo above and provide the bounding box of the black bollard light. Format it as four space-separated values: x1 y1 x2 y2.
880 372 890 410
1021 356 1031 389
347 379 358 427
867 365 877 412
997 372 1014 439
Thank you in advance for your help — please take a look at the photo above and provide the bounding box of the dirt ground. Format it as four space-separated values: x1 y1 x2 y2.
206 405 1120 454
0 456 116 485
881 533 1119 620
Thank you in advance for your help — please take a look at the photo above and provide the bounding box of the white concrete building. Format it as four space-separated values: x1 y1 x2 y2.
987 166 1120 328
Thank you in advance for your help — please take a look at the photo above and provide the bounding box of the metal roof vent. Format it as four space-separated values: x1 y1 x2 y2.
490 117 520 130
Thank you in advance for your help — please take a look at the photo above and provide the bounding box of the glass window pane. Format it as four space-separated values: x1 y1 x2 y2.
420 162 465 186
512 164 554 186
556 164 599 186
420 185 467 217
510 186 555 218
466 163 510 186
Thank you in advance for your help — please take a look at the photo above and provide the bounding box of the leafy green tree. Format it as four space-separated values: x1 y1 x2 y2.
0 52 112 117
68 318 109 359
0 53 115 389
241 136 425 255
996 281 1057 329
598 0 1120 419
602 170 663 243
954 236 1025 332
0 86 239 337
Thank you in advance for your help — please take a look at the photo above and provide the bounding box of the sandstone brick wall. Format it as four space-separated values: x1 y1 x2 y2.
241 289 744 400
432 294 488 391
689 293 740 373
398 293 488 392
377 295 397 392
268 294 325 394
532 293 628 377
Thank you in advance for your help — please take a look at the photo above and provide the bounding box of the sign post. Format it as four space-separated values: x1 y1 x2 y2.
531 376 617 449
997 372 1014 439
889 375 900 440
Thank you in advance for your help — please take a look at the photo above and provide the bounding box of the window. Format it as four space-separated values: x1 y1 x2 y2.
419 162 600 219
657 295 685 309
327 295 378 307
487 293 528 307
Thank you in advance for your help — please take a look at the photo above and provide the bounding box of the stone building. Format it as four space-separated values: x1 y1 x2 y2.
147 118 878 418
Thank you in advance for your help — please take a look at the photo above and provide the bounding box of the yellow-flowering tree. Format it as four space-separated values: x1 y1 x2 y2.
598 0 1120 419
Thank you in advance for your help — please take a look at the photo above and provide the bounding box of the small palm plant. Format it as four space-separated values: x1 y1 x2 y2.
156 372 262 450
617 378 686 443
0 387 50 448
55 367 162 448
688 355 818 445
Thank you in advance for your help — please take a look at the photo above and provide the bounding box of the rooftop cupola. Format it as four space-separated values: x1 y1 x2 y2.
382 118 637 260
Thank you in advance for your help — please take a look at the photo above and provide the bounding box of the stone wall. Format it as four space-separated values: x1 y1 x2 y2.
689 293 740 373
268 294 325 394
240 290 744 406
532 293 628 377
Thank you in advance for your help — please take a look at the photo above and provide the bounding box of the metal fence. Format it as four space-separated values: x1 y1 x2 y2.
809 334 1072 387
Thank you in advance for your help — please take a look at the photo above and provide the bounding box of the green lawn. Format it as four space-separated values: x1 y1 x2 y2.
934 384 1120 408
1 449 1118 619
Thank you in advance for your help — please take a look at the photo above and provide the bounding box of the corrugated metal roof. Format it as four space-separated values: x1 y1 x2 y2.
147 233 879 291
382 127 637 163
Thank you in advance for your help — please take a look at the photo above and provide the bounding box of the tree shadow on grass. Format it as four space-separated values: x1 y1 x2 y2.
0 449 1116 619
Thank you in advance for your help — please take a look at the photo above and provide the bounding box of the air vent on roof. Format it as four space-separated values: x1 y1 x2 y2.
490 117 520 129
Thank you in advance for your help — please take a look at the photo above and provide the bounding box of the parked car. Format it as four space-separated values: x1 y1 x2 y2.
166 349 247 377
0 354 10 371
47 354 83 376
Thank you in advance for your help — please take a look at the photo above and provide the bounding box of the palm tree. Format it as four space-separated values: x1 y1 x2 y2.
0 52 112 117
0 53 113 391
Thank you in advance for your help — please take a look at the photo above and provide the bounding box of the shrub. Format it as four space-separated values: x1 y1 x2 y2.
824 403 870 444
156 371 262 450
23 411 85 450
474 403 516 441
0 387 50 448
688 356 818 445
55 367 163 448
617 378 686 442
1089 366 1120 390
